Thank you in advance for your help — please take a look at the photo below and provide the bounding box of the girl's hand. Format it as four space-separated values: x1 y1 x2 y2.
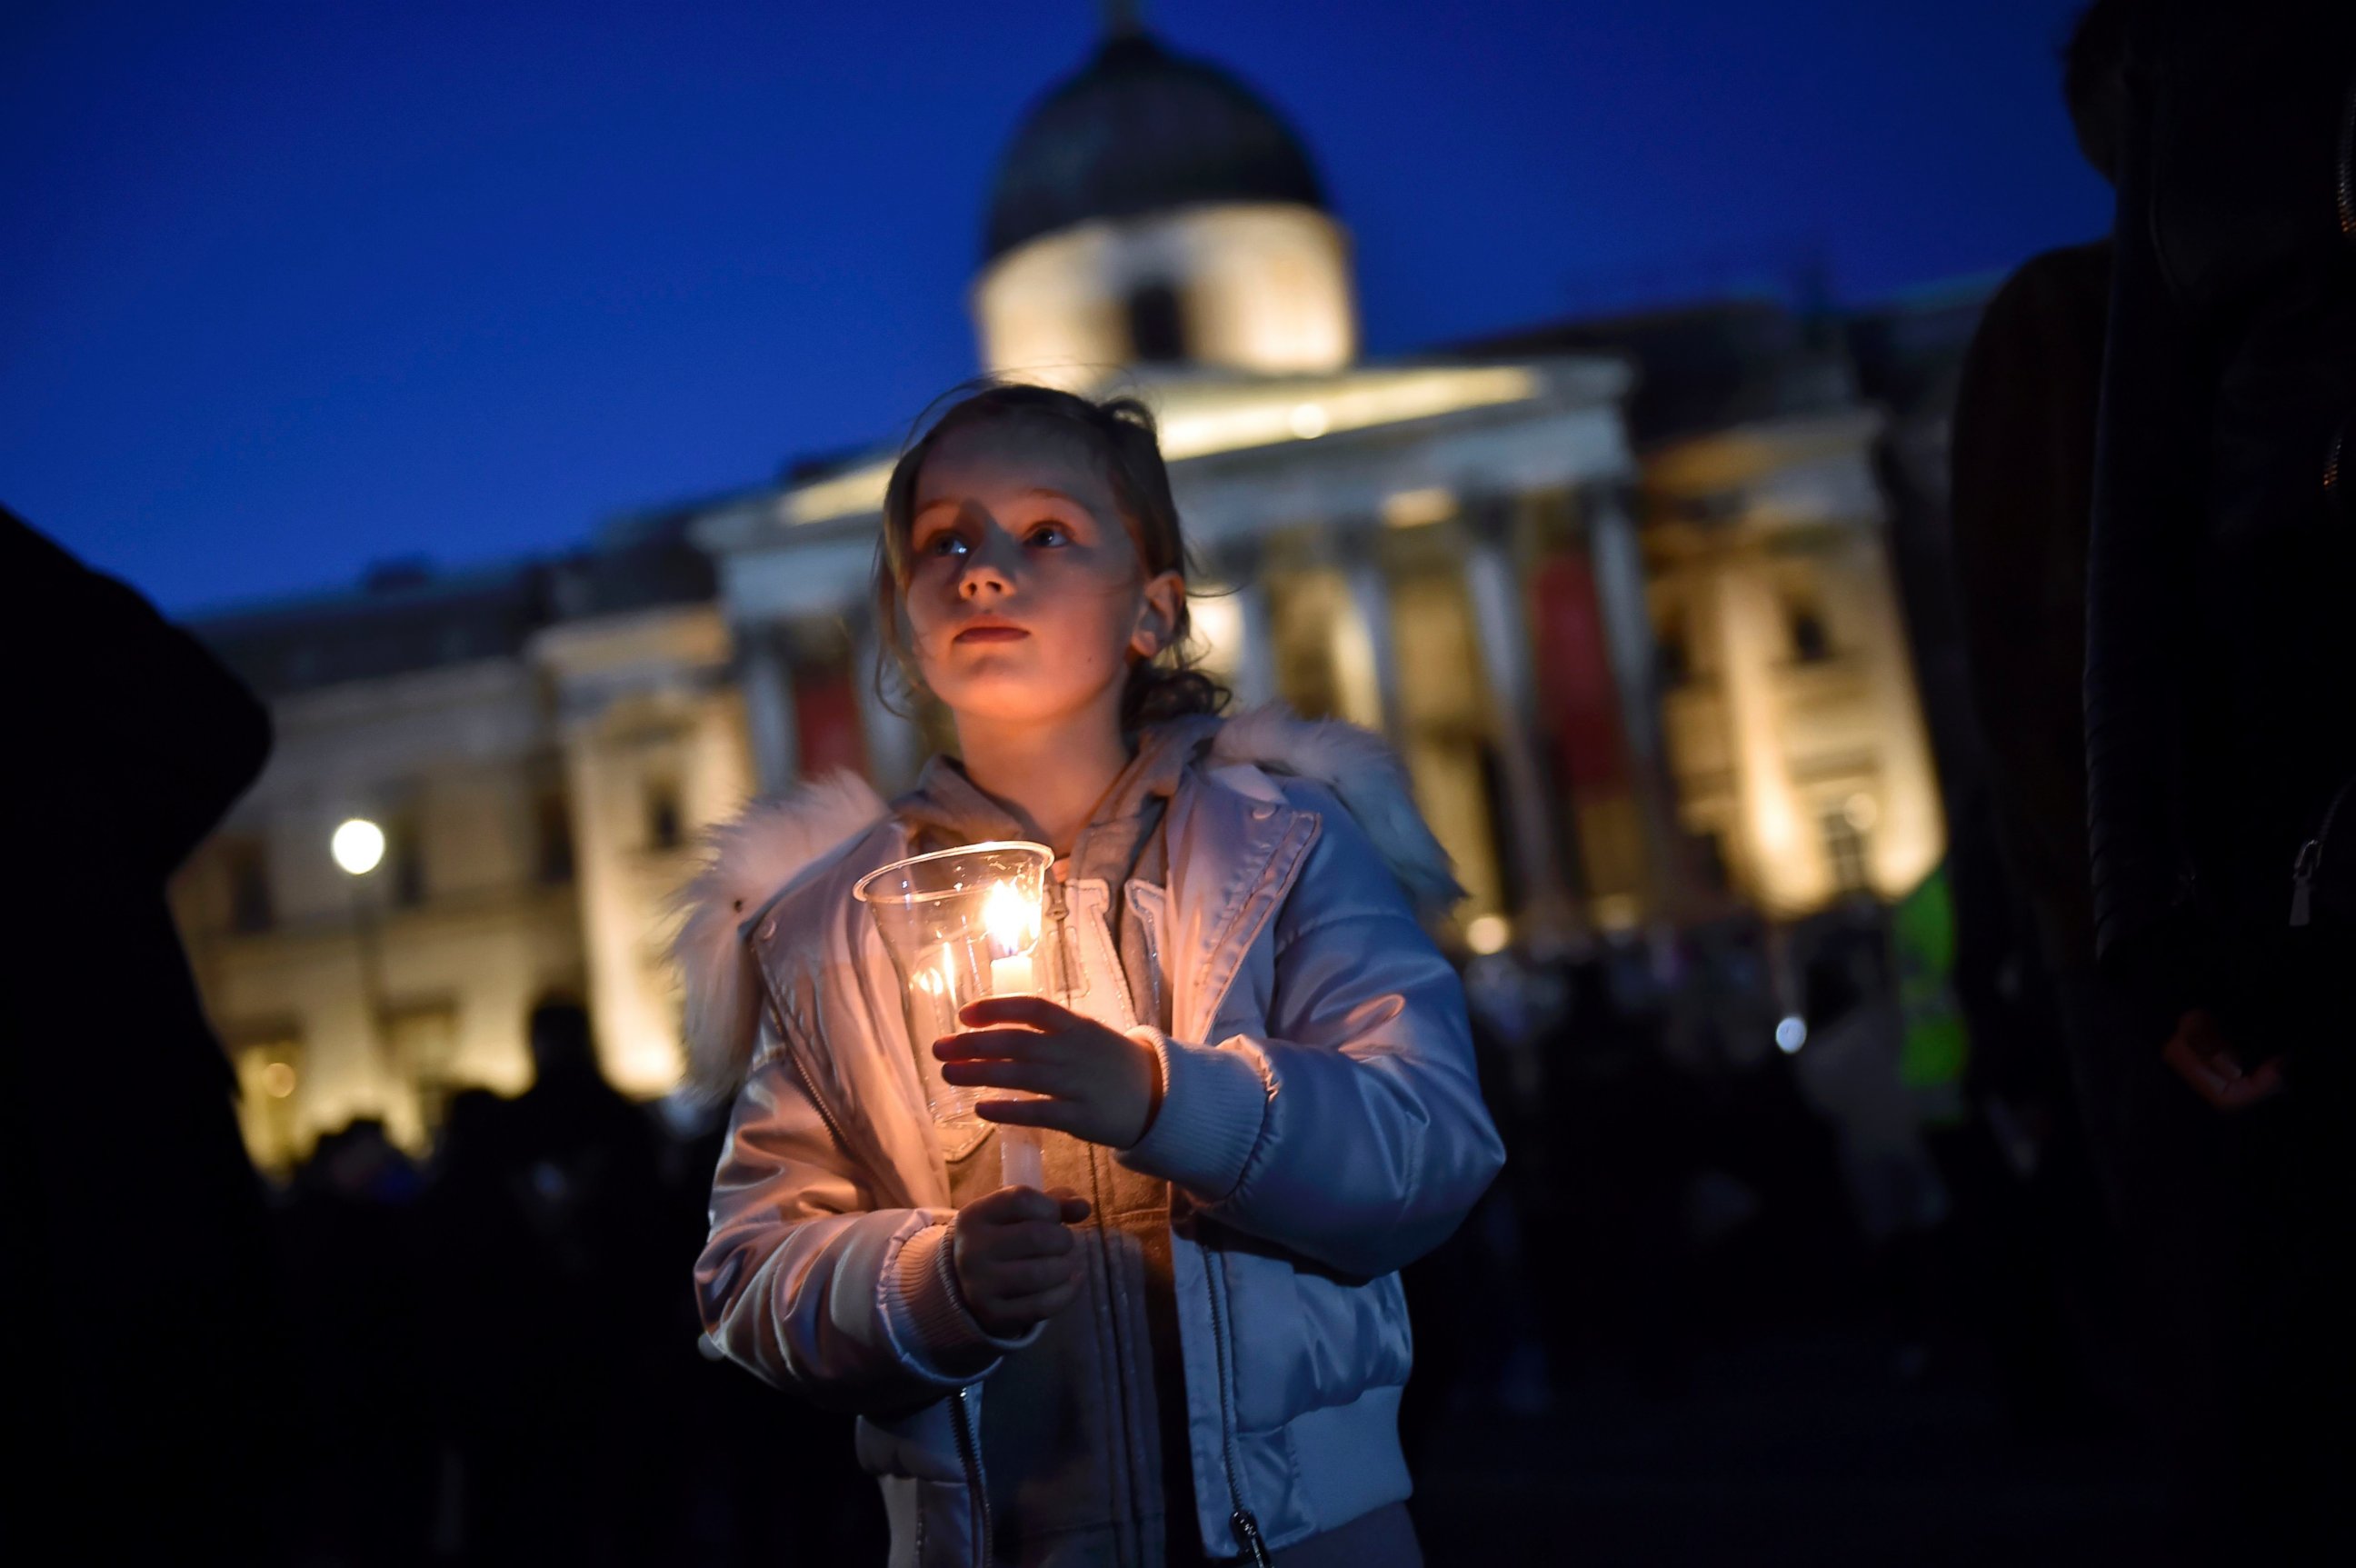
935 994 1163 1150
951 1184 1093 1338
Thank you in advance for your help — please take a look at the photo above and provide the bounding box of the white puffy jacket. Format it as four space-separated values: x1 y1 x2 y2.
674 709 1506 1566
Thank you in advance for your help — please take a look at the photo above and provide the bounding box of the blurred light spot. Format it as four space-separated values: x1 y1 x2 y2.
1381 486 1454 529
1465 914 1511 954
1591 894 1641 933
332 817 385 876
262 1062 296 1098
1775 1014 1808 1054
1187 590 1245 676
1842 792 1880 832
1288 403 1330 439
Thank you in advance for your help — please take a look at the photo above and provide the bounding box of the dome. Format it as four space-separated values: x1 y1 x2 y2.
983 29 1329 264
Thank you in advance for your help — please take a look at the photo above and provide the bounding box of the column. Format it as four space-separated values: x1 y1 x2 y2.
853 612 923 794
558 721 672 1092
1207 540 1278 711
1462 503 1571 926
1709 552 1824 916
1584 484 1686 924
1835 534 1945 896
1227 577 1277 710
1341 543 1401 736
738 624 798 794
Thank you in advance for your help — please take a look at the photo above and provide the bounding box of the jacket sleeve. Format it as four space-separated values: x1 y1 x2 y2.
694 1024 1038 1410
1116 784 1506 1279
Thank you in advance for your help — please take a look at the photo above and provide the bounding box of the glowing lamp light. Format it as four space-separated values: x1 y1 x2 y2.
1288 402 1331 439
1464 914 1512 956
332 817 386 876
1775 1015 1809 1054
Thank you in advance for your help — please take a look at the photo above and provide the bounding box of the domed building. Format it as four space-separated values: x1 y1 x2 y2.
696 17 1944 946
170 15 1960 1165
973 23 1357 381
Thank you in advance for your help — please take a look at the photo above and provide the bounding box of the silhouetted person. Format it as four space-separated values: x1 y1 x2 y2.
0 511 289 1561
2080 4 2356 1556
279 1119 434 1563
438 1000 669 1565
1949 0 2138 1281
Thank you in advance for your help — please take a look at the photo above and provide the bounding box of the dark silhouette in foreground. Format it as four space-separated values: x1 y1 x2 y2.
1 510 289 1561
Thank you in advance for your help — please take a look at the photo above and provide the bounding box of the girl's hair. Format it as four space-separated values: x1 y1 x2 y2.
872 381 1230 731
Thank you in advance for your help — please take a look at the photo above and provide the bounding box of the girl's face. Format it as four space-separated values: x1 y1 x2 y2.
903 418 1184 729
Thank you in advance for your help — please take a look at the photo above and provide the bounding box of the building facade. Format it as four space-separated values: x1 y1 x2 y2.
173 21 1958 1170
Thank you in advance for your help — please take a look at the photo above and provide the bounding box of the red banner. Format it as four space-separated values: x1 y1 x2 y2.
1532 553 1628 794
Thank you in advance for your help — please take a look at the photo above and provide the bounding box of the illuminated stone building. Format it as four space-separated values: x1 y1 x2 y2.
172 519 751 1169
172 18 1955 1167
700 23 1945 930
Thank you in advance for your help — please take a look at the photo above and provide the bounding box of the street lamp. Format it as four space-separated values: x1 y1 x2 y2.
332 817 386 876
334 817 391 1087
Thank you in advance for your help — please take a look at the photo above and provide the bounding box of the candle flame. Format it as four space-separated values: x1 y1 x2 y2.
983 879 1039 954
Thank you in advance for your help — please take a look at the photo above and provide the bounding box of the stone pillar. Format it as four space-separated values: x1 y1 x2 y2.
1833 534 1945 896
1462 503 1571 925
557 721 673 1092
1207 540 1278 711
1584 485 1685 923
854 612 923 793
739 624 798 794
1341 545 1401 736
1708 553 1825 916
1226 577 1277 710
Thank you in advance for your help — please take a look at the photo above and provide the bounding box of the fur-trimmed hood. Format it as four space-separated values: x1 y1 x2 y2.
667 704 1463 1101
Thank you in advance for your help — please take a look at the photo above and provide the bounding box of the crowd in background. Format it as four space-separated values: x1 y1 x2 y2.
253 894 2114 1566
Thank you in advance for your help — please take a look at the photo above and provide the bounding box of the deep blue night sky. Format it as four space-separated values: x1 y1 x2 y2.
3 1 2107 614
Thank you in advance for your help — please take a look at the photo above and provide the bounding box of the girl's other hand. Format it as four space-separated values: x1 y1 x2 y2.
950 1184 1092 1338
936 995 1163 1149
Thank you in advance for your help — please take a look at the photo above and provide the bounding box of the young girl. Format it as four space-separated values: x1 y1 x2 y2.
676 385 1503 1568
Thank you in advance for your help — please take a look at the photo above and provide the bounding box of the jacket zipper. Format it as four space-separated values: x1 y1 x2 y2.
1203 1253 1271 1567
776 1005 854 1155
2290 771 2356 927
1045 867 1085 1000
950 1383 993 1568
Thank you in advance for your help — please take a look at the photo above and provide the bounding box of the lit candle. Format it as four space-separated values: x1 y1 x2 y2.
982 880 1041 996
989 951 1036 995
979 875 1048 1187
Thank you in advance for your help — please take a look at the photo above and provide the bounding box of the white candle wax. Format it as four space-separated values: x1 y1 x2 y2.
1000 1126 1044 1190
989 952 1037 995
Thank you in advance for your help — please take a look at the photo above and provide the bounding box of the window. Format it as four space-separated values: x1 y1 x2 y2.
1822 809 1872 894
224 837 273 934
534 791 574 884
1689 830 1732 894
1656 614 1692 688
1125 282 1186 364
386 814 426 907
1787 600 1832 664
645 779 683 852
